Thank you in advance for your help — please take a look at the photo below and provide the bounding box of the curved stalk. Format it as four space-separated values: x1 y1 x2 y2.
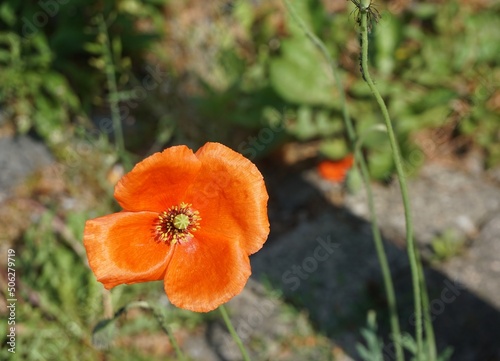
284 1 404 360
357 2 425 357
219 304 251 361
96 14 132 171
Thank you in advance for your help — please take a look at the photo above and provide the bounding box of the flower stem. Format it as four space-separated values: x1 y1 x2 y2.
284 1 404 360
122 301 186 360
151 309 185 360
96 14 132 171
357 2 426 357
355 141 405 361
418 252 437 360
219 304 251 361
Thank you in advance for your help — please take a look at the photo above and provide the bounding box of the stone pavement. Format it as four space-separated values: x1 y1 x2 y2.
216 161 500 360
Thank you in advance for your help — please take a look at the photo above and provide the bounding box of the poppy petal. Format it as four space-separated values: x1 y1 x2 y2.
318 154 354 182
164 229 250 312
84 211 172 289
186 142 270 256
114 146 202 212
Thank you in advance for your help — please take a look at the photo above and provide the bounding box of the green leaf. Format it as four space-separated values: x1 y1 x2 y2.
234 0 254 33
43 72 80 108
415 88 456 111
374 13 402 78
319 139 348 160
368 148 394 180
413 3 438 19
316 109 343 135
355 311 384 361
0 3 15 26
269 35 337 107
112 37 123 60
293 105 316 140
92 319 116 350
84 42 103 55
346 167 363 193
399 104 451 134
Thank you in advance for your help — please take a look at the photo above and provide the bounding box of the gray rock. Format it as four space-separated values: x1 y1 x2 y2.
441 211 500 309
248 162 500 361
343 163 500 248
0 135 53 199
251 209 405 359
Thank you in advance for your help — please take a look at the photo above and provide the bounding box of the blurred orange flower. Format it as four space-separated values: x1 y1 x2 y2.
84 142 270 312
317 154 354 182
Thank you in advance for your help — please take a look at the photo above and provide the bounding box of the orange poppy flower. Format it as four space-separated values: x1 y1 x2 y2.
317 154 354 182
83 142 270 312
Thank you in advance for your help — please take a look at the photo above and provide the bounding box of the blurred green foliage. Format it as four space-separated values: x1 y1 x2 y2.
0 0 164 146
356 311 453 361
1 0 499 175
0 31 79 144
157 0 499 177
430 228 467 263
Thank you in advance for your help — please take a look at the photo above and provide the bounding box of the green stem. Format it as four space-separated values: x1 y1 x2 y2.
284 1 404 360
417 252 437 360
219 304 251 361
357 3 425 358
96 14 131 171
118 301 186 360
151 308 185 360
355 140 405 361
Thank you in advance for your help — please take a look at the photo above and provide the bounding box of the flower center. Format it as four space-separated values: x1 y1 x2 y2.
173 214 190 230
154 203 201 245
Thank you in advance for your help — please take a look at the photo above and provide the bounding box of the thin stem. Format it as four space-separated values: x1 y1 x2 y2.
102 289 113 319
96 14 131 171
117 301 186 360
219 304 251 361
150 307 185 360
357 4 425 358
355 142 405 361
417 252 437 360
284 1 404 360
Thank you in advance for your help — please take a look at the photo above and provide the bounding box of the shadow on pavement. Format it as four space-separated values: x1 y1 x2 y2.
251 159 500 361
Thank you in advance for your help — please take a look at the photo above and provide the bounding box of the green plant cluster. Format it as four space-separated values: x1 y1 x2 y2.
165 0 500 177
369 2 500 170
2 0 499 175
0 0 164 146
